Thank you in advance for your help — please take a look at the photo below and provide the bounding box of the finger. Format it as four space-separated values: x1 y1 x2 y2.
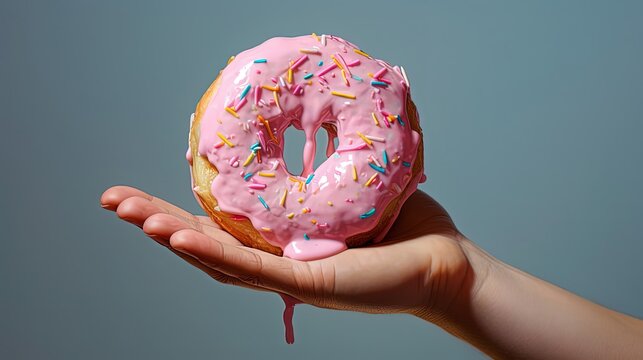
169 229 312 297
101 185 150 211
143 213 241 246
116 196 166 228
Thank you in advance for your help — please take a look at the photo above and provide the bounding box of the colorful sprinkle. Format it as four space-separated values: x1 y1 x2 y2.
287 60 293 83
316 63 338 77
216 132 234 147
257 115 279 144
261 227 272 232
397 115 405 126
351 74 363 82
239 84 251 100
243 172 254 181
383 150 389 166
360 207 376 219
327 201 333 206
352 164 358 181
354 49 371 58
400 66 410 87
371 80 388 87
371 112 380 126
258 195 270 210
373 68 388 79
227 56 235 64
303 73 314 80
305 173 315 185
280 188 288 207
258 172 275 177
341 69 349 86
365 173 379 187
331 91 356 99
291 55 309 70
301 207 311 214
262 84 279 92
356 131 373 145
317 61 323 66
253 58 267 63
303 233 310 240
330 54 343 70
297 197 304 203
311 219 317 225
369 162 386 174
286 212 295 219
299 48 321 55
365 135 385 142
234 96 247 111
402 161 411 167
273 91 282 111
248 183 267 190
225 107 240 118
243 152 256 167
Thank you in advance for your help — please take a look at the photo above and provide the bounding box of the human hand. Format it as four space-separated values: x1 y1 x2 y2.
100 186 476 320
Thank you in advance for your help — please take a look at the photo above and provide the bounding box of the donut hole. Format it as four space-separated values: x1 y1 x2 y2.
282 124 337 176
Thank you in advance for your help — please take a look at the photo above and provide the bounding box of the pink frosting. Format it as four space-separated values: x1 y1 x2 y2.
196 35 422 261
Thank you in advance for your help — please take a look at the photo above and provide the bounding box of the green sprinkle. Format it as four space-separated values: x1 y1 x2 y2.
360 208 376 219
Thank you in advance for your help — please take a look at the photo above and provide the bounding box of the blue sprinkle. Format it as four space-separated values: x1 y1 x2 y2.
250 142 261 150
360 207 376 219
305 173 315 185
402 161 411 167
258 195 270 210
370 80 388 87
239 84 251 100
369 162 386 174
317 61 323 66
303 73 314 80
243 172 254 181
253 59 267 63
303 233 310 240
351 74 363 82
383 150 389 166
397 115 405 126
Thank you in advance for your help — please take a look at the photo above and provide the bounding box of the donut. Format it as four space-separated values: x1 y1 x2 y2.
187 34 424 261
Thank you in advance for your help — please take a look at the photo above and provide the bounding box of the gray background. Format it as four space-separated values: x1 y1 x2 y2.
2 1 642 359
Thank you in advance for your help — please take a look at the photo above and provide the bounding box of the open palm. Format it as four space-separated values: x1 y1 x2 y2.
101 186 472 318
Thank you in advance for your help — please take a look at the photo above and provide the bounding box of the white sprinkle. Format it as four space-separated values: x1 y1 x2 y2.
321 34 327 46
279 76 286 88
400 66 410 87
365 135 385 142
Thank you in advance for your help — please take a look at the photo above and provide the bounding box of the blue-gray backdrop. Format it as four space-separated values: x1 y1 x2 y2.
2 1 642 359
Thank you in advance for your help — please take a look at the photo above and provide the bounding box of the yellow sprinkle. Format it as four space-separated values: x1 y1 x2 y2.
257 115 279 144
262 84 279 92
354 49 371 58
280 188 288 207
216 132 234 147
356 131 373 145
365 173 378 187
227 55 235 64
286 212 295 219
258 172 275 177
367 72 374 78
298 181 304 192
307 80 313 85
311 219 317 224
352 164 358 181
273 91 281 111
331 91 356 99
388 114 396 123
331 55 344 70
371 112 380 126
311 33 320 41
261 227 272 232
341 69 349 85
225 107 239 118
391 155 399 163
327 201 333 206
301 208 310 214
287 60 293 84
298 197 304 203
242 152 256 167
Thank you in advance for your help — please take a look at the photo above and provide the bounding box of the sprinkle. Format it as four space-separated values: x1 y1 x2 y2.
279 76 287 88
311 219 317 224
356 131 373 145
303 73 314 80
383 150 389 165
301 207 311 214
258 171 275 177
254 58 267 63
400 66 410 87
316 63 338 77
371 112 380 126
352 164 358 181
331 91 356 99
280 188 288 207
369 162 386 174
369 155 383 167
261 227 272 232
243 172 254 181
286 212 295 219
354 49 371 58
229 155 239 166
273 91 282 111
227 56 235 64
327 201 333 206
248 183 267 190
214 142 225 149
250 142 261 151
297 197 304 203
239 84 251 100
360 208 376 219
345 198 354 203
216 132 234 147
341 69 349 86
365 173 379 187
318 61 323 66
291 55 309 70
256 149 262 163
397 115 405 126
258 195 269 210
303 233 310 240
225 107 240 118
254 86 262 105
351 74 363 82
336 142 368 152
387 114 397 123
371 80 388 87
243 152 256 166
391 155 399 163
366 135 385 142
293 84 303 95
402 161 411 167
373 68 388 79
258 115 279 143
305 173 315 184
330 55 344 70
311 33 320 41
300 48 321 55
287 61 293 83
376 181 384 190
262 84 279 92
234 96 247 111
321 34 327 46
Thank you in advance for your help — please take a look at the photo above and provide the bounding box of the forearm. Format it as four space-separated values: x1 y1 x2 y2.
425 238 643 359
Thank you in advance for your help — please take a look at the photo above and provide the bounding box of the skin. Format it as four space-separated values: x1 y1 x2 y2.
101 186 643 359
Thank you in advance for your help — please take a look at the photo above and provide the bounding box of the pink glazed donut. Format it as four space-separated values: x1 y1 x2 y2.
187 34 424 261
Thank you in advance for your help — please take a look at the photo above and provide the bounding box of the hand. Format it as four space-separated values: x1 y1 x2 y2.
100 186 477 320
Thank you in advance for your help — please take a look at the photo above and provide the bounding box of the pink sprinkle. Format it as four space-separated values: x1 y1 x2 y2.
229 155 239 166
248 183 267 190
231 161 239 168
271 77 278 83
293 84 303 95
373 67 388 79
336 142 368 152
345 198 354 203
214 141 224 148
234 96 247 111
335 53 351 76
254 86 261 105
346 59 361 67
257 130 267 150
290 55 309 70
376 181 384 190
377 77 392 85
376 98 384 110
316 63 338 77
224 96 234 108
256 70 261 74
231 215 247 221
316 223 329 229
